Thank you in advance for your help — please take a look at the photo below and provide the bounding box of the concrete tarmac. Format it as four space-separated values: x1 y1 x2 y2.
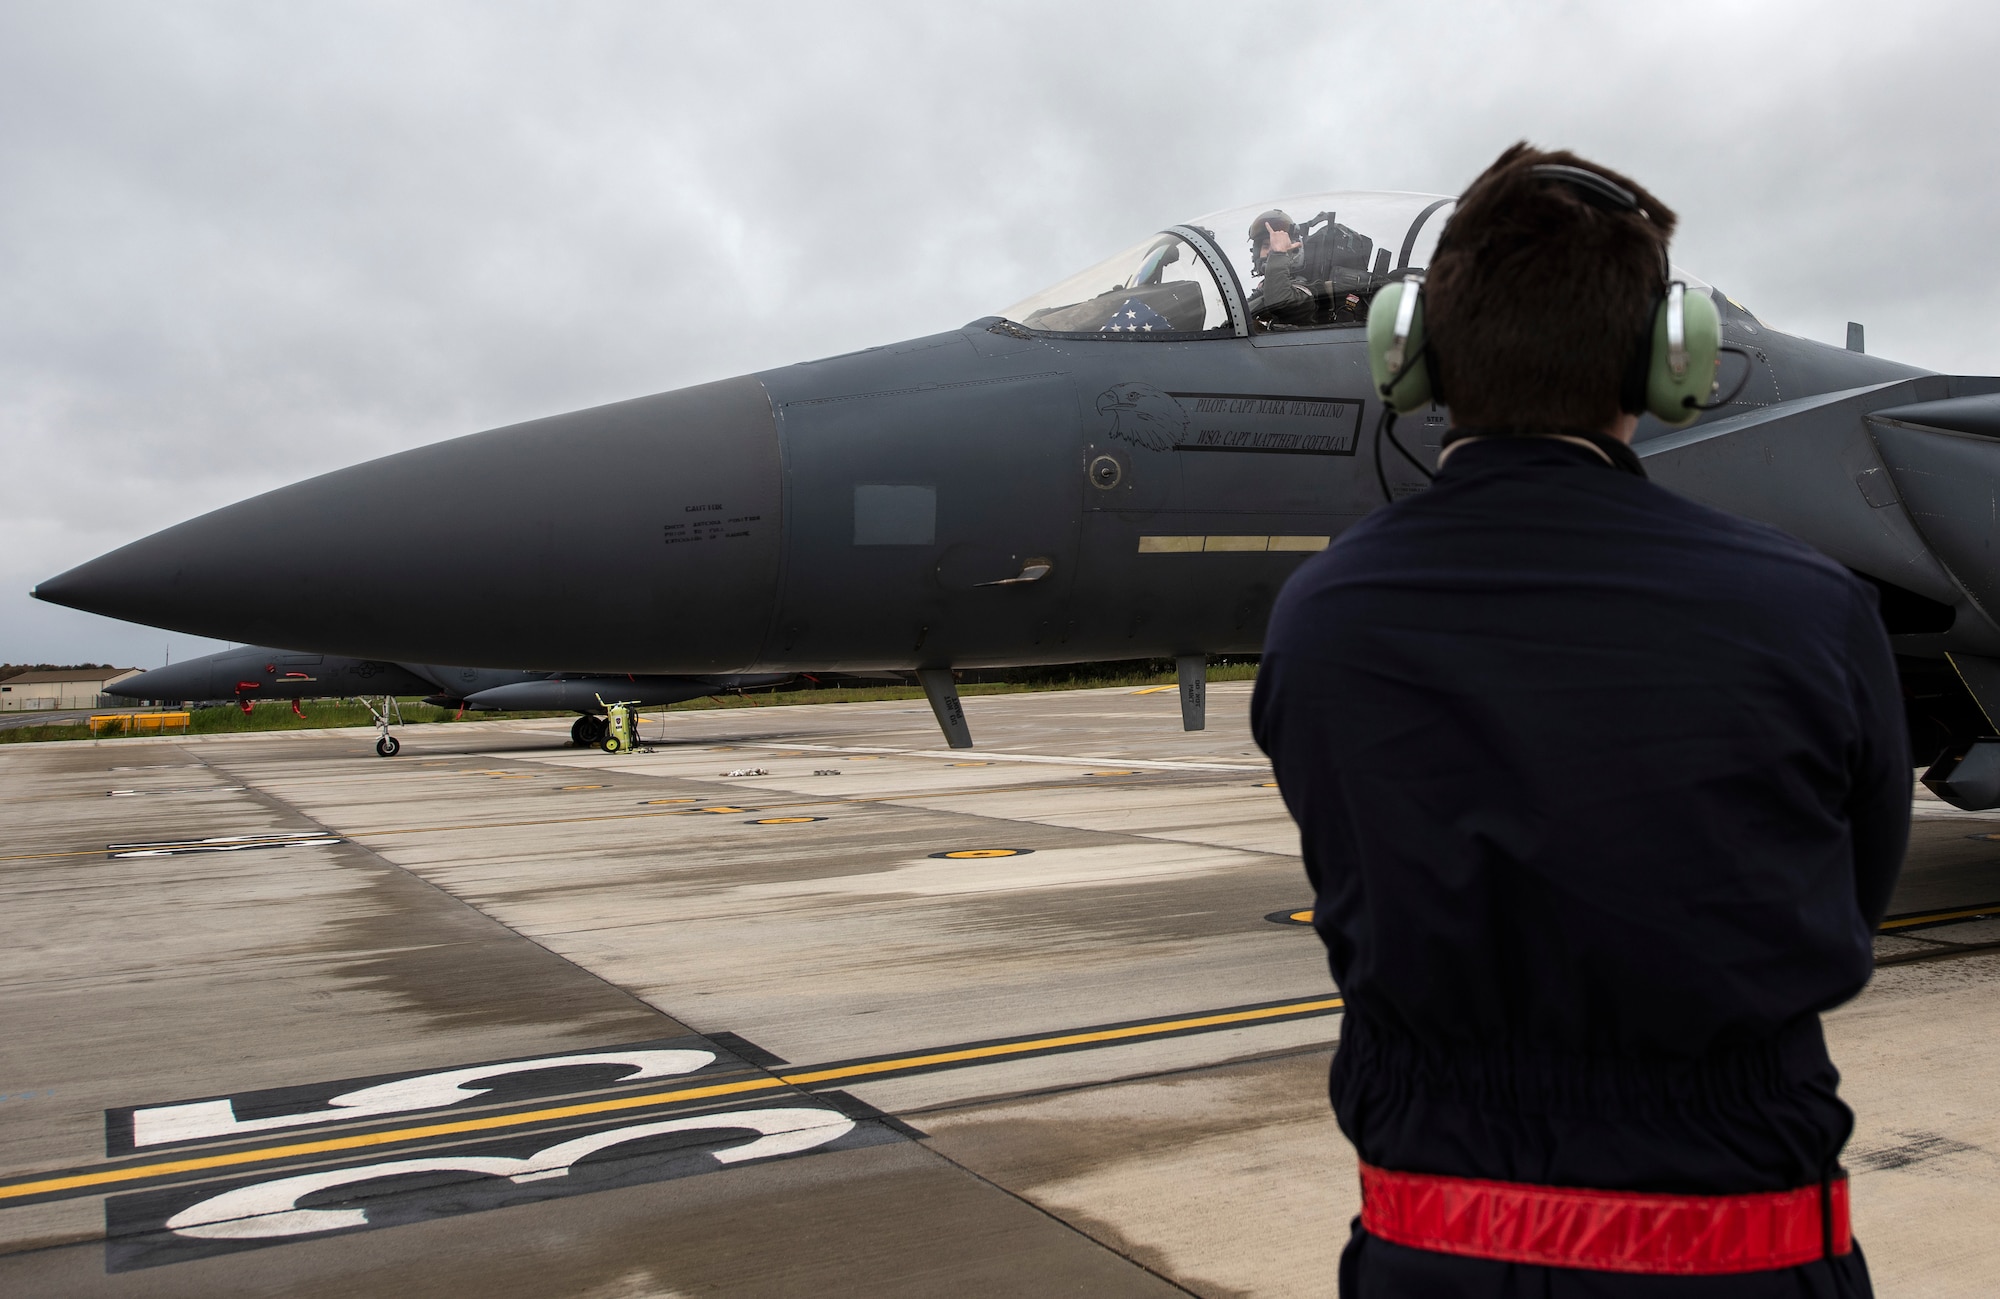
2 683 1997 1295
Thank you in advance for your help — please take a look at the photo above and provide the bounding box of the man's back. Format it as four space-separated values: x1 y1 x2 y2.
1254 438 1907 1211
1268 144 1901 1294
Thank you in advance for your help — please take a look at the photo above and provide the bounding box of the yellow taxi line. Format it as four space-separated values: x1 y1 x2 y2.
0 1076 789 1200
778 996 1345 1084
0 995 1344 1203
1878 902 2000 930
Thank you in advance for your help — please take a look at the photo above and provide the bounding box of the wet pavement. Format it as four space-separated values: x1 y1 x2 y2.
2 683 1996 1295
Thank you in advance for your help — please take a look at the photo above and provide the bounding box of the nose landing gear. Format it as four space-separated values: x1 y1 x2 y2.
360 695 404 757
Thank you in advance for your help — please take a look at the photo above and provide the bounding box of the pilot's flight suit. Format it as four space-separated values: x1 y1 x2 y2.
1255 246 1310 322
1252 435 1907 1296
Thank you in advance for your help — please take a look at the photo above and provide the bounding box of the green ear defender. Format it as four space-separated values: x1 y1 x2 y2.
1366 279 1433 414
1644 282 1721 427
1364 276 1724 426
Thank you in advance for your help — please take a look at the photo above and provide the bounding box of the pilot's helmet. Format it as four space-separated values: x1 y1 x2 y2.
1247 209 1298 269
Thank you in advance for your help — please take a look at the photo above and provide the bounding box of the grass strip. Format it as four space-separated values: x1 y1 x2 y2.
1 662 1260 744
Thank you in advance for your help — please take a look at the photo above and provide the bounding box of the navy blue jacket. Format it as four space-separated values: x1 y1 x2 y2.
1252 436 1906 1294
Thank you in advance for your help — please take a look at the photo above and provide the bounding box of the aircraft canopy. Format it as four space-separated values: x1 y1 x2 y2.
1000 190 1710 338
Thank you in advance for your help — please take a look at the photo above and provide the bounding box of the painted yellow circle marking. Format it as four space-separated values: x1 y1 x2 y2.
560 784 608 791
748 816 826 825
1265 908 1315 926
948 761 990 767
930 848 1035 860
1087 770 1138 777
639 798 697 805
1256 781 1279 788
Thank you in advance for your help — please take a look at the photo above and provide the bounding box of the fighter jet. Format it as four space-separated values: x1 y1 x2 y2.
33 190 2000 798
109 645 528 712
109 644 792 753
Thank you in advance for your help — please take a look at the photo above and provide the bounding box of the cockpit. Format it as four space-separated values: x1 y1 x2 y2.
1000 190 1712 338
1000 192 1456 337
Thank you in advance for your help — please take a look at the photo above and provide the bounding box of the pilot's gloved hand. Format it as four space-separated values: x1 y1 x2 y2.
1262 247 1305 296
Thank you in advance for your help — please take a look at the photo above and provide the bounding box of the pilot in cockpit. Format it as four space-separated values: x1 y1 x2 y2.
1248 209 1312 323
1249 208 1382 329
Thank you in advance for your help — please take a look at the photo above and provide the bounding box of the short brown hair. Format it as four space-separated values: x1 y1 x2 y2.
1425 143 1676 431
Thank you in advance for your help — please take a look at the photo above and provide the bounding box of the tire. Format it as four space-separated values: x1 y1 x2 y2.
571 716 592 746
376 735 400 757
602 735 622 753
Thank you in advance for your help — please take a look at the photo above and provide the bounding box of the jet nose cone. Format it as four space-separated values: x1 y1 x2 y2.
37 375 782 671
101 657 215 702
35 551 173 624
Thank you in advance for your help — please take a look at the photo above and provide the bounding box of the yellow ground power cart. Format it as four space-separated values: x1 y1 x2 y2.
597 698 645 753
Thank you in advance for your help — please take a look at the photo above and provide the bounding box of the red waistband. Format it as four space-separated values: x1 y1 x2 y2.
1358 1161 1851 1275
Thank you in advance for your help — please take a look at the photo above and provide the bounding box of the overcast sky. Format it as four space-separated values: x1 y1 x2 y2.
5 1 1998 665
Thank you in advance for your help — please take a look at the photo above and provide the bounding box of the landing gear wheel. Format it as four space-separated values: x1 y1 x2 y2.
375 735 400 757
571 716 592 746
602 735 622 754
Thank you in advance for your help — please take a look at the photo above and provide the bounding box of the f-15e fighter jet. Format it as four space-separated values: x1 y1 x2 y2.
108 644 791 753
35 191 2000 801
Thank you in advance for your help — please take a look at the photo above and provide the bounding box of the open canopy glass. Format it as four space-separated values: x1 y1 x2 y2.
999 230 1233 336
1000 190 1712 337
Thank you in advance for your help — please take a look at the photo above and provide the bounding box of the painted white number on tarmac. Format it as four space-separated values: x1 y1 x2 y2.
130 1049 717 1147
164 1107 856 1239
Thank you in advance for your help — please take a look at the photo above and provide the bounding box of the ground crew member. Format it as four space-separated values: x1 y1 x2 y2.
1252 144 1907 1295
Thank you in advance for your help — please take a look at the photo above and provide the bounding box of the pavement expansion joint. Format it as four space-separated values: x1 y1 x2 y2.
104 786 246 797
104 830 343 859
770 741 1269 774
311 772 1252 843
1874 938 2000 966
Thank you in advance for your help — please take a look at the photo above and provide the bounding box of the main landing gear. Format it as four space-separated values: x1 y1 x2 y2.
571 714 609 748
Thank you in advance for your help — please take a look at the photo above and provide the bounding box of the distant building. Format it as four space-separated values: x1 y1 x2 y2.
0 668 143 712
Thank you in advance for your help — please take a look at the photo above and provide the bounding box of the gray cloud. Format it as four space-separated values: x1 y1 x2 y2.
6 0 1999 663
